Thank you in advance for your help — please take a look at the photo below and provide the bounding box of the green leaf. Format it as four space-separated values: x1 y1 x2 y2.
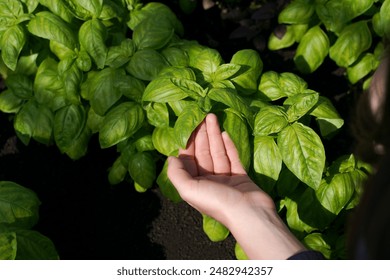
134 133 154 152
39 0 74 23
279 72 308 96
105 39 135 68
161 47 189 67
284 90 319 122
174 104 206 148
268 25 296 51
133 16 174 50
128 152 156 189
253 136 282 191
347 53 378 84
329 21 372 68
14 100 54 145
126 49 168 81
54 104 86 153
278 0 315 24
253 106 289 136
89 68 125 116
303 233 331 259
156 159 182 202
0 24 26 71
62 0 103 20
79 19 107 69
211 63 241 82
283 197 316 233
15 229 58 260
145 102 169 128
0 181 41 229
223 108 251 171
294 26 329 74
189 48 223 74
108 156 128 185
0 0 24 30
170 77 205 99
208 86 254 128
5 74 33 99
278 122 325 189
99 102 144 148
230 49 263 95
0 231 17 260
234 242 249 260
0 89 24 113
202 215 229 242
316 173 355 215
76 50 92 72
86 107 104 133
143 78 189 102
28 11 77 50
152 126 179 156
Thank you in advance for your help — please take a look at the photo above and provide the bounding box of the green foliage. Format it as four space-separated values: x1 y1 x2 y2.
0 0 368 259
269 0 389 86
0 181 58 259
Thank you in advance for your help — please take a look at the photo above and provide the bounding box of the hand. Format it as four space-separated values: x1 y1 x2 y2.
167 114 306 259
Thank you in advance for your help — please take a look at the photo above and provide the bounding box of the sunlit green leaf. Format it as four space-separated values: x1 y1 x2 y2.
202 215 229 242
0 24 26 71
145 102 169 128
143 77 188 103
347 53 378 84
329 21 372 68
152 126 178 156
128 152 156 189
278 122 325 189
126 49 168 81
39 0 74 23
108 156 128 185
253 106 289 136
278 0 315 24
133 16 174 50
284 90 319 122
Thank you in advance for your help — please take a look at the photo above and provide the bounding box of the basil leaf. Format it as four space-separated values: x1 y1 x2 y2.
310 96 344 138
174 104 206 148
156 159 181 203
283 197 316 233
284 90 319 122
86 107 104 133
49 40 75 61
161 47 189 67
143 78 188 102
253 135 282 190
268 25 296 51
212 63 241 82
258 71 286 101
278 122 325 189
278 0 315 24
99 102 144 148
54 104 86 153
14 100 54 145
279 72 308 96
329 21 372 68
0 0 24 30
105 39 135 68
294 26 329 74
230 49 263 95
14 229 58 260
189 48 223 74
202 214 229 242
253 106 289 136
108 156 128 185
5 74 33 99
223 108 251 171
39 0 74 23
62 0 103 20
152 126 178 156
0 181 40 229
0 232 17 260
128 152 156 190
234 242 249 260
0 89 24 113
133 16 174 50
126 49 168 81
303 233 331 260
346 53 378 84
0 24 26 71
28 11 77 50
145 102 169 128
171 77 205 99
79 19 107 69
89 68 124 116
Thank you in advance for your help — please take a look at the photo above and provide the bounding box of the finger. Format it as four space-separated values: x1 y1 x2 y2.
194 119 214 175
222 131 247 175
167 156 195 194
206 114 231 175
178 132 198 177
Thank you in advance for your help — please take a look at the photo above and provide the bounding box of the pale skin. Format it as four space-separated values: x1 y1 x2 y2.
167 113 306 259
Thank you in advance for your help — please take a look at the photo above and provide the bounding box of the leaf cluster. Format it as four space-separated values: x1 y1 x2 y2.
268 0 390 88
0 181 58 259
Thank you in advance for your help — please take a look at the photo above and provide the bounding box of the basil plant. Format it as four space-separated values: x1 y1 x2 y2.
0 0 369 259
268 0 390 89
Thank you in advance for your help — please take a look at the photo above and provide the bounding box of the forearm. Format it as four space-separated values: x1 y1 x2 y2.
225 205 307 260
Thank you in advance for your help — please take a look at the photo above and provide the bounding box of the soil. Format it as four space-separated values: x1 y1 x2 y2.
0 0 357 260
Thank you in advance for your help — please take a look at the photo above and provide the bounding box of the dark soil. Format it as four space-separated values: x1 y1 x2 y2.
0 0 357 260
